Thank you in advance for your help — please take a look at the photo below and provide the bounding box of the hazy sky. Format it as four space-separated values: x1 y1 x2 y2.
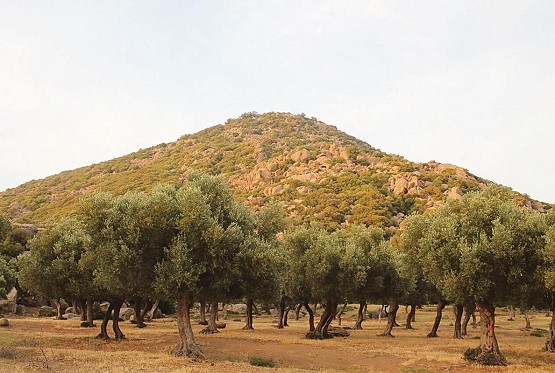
1 1 554 203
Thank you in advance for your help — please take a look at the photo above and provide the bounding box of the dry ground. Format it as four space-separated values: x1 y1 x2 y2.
1 305 555 373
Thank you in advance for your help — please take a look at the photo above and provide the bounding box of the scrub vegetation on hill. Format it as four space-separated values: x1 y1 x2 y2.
0 112 546 229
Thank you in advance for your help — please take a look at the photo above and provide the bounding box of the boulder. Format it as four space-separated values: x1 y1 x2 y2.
0 318 9 327
62 313 79 320
119 307 135 321
290 149 310 163
65 307 77 314
229 304 247 314
99 302 110 313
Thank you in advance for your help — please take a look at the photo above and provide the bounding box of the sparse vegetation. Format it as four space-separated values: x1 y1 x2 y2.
249 356 277 367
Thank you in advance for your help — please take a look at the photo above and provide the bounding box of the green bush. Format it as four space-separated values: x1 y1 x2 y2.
38 306 56 317
530 329 548 337
249 357 276 368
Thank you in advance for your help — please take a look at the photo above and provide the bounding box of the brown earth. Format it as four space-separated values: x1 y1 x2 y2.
1 305 555 372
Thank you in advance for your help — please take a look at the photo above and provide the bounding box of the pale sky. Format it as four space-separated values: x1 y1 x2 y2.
1 1 554 203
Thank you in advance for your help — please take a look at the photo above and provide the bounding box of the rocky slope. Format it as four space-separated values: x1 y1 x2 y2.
0 112 547 231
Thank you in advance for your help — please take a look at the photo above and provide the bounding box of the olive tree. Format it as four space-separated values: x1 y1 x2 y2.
0 257 16 301
18 218 91 320
542 209 555 352
155 173 254 358
412 187 544 365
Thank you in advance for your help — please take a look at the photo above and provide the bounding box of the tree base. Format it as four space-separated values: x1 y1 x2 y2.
200 327 220 334
242 325 254 331
171 344 205 359
305 331 332 339
80 322 96 328
198 320 208 325
464 347 507 366
378 333 395 338
427 332 439 338
96 333 110 340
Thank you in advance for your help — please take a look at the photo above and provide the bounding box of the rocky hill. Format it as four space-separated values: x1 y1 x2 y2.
0 112 547 231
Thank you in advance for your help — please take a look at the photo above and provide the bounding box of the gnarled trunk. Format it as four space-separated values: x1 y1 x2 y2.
336 303 347 326
380 299 399 337
522 308 531 330
147 299 160 320
507 305 515 321
112 298 125 340
243 298 254 330
295 303 302 321
308 300 337 339
53 298 66 320
133 298 146 328
172 294 204 359
464 301 507 366
544 296 555 352
406 303 416 329
453 304 463 339
198 301 207 325
427 300 445 338
79 299 87 322
97 301 113 340
201 302 219 334
303 302 315 332
81 297 95 327
277 296 286 329
355 301 366 329
283 304 292 327
462 302 475 336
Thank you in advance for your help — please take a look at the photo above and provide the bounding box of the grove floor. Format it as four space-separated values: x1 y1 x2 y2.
1 305 555 372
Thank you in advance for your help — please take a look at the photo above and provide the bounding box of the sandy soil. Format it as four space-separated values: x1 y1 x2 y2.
1 305 555 372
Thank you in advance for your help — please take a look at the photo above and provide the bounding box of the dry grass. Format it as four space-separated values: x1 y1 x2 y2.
1 305 554 372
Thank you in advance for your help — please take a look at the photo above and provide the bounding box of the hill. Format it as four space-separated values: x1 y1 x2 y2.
0 112 547 230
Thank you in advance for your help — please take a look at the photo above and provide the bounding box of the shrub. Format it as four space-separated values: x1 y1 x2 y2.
249 357 276 368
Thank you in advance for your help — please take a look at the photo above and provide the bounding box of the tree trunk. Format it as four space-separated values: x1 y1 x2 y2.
462 304 474 336
52 298 66 320
406 303 416 329
336 302 347 326
201 302 220 334
283 304 292 327
133 298 146 328
544 295 555 352
84 297 95 327
507 305 515 321
97 302 113 340
112 298 125 340
380 299 399 337
453 304 464 339
80 299 87 322
464 301 507 366
523 309 531 330
427 300 445 338
277 296 286 329
302 302 315 332
243 299 254 330
198 301 207 325
147 300 160 320
355 301 366 329
322 302 338 336
172 294 205 359
11 289 18 314
295 303 302 321
309 300 336 339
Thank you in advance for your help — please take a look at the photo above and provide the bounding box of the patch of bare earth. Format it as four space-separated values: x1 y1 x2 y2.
1 306 555 372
